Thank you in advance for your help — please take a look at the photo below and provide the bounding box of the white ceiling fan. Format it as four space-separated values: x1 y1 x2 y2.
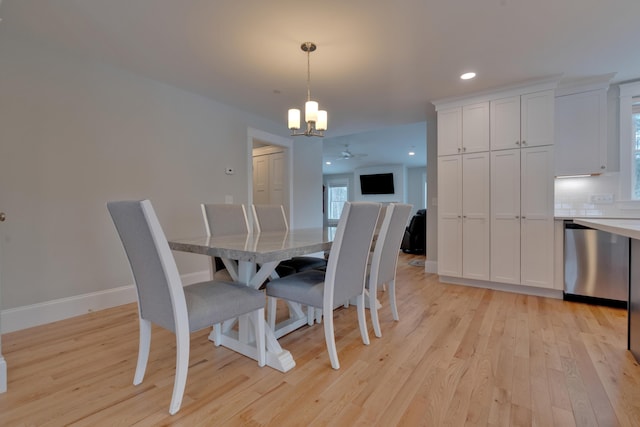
335 144 368 161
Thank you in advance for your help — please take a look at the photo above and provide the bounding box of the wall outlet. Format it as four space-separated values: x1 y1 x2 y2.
589 193 614 204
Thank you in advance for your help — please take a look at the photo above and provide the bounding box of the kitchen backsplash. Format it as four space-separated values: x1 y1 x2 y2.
555 172 640 218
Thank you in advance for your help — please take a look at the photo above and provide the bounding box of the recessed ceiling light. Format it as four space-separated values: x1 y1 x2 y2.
408 151 415 156
325 161 332 165
460 72 476 80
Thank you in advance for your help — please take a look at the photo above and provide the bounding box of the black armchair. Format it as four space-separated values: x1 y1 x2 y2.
401 209 426 254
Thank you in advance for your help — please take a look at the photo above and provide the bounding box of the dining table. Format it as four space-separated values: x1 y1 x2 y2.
168 227 335 372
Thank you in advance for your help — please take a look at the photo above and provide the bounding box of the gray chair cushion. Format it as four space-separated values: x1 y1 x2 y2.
184 281 266 332
265 269 326 308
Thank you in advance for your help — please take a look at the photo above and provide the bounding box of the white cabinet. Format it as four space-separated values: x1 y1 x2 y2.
438 103 489 156
490 149 522 284
491 90 555 151
462 102 490 153
438 107 462 156
555 89 607 176
437 152 490 280
490 146 554 288
520 146 555 288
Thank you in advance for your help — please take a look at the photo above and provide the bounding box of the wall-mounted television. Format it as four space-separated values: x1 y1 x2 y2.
359 173 395 195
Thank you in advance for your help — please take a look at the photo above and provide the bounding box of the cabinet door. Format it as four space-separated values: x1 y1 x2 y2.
555 89 607 175
491 149 521 284
462 102 490 153
438 107 462 156
462 152 490 280
490 96 521 150
521 90 554 148
437 156 463 276
521 146 554 288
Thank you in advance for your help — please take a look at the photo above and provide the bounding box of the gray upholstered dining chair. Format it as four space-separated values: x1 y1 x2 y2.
201 203 250 281
367 203 413 338
108 200 265 415
251 204 327 276
265 202 381 369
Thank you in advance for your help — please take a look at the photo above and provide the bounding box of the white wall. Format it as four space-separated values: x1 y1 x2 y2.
406 166 426 216
0 39 321 327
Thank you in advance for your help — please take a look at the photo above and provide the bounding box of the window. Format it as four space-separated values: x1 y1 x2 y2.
619 82 640 201
327 182 348 224
633 105 640 199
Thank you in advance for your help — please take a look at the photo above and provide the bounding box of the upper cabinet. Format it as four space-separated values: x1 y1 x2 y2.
491 90 555 151
437 107 462 156
555 88 608 176
438 102 489 156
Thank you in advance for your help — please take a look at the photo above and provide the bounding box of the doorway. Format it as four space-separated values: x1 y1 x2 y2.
247 128 293 226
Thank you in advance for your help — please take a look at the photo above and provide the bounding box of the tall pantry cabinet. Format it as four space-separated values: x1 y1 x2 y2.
434 82 556 291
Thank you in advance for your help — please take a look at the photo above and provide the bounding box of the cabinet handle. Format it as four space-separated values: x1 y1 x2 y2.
463 147 467 152
515 141 520 145
522 140 527 145
601 165 606 169
522 216 526 219
515 215 519 219
457 147 461 153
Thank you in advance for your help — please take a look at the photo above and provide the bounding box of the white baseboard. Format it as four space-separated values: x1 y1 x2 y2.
439 275 563 299
0 270 210 334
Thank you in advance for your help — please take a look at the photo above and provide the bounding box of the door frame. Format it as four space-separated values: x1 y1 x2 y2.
247 128 294 227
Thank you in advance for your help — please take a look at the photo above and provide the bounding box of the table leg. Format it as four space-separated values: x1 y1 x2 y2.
209 260 296 372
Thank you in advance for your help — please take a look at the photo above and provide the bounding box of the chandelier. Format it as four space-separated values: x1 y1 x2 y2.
288 42 328 137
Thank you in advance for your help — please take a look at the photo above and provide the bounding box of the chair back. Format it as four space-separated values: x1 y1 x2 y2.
371 204 413 285
252 204 288 233
324 202 381 308
201 204 249 237
107 200 186 333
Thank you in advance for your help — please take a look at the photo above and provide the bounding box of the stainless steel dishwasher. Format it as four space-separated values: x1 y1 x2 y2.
564 220 629 306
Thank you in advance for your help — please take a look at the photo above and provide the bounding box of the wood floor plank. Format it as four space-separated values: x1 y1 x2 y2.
0 253 639 425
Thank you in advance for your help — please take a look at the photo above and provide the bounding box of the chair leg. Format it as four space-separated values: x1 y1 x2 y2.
370 283 382 338
267 296 277 331
253 309 266 367
389 279 399 321
134 318 151 385
356 293 370 345
307 306 314 326
169 328 190 415
323 306 340 370
212 323 222 346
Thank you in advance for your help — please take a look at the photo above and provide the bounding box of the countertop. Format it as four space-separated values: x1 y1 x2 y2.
574 218 640 240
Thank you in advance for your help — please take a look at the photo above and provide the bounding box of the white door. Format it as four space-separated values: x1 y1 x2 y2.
437 156 463 276
462 152 490 280
491 149 521 284
252 155 269 204
269 152 285 206
521 146 554 288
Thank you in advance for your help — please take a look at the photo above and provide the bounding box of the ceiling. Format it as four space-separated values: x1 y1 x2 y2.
2 0 639 172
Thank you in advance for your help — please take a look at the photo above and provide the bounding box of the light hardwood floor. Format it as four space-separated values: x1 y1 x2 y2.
1 253 639 426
